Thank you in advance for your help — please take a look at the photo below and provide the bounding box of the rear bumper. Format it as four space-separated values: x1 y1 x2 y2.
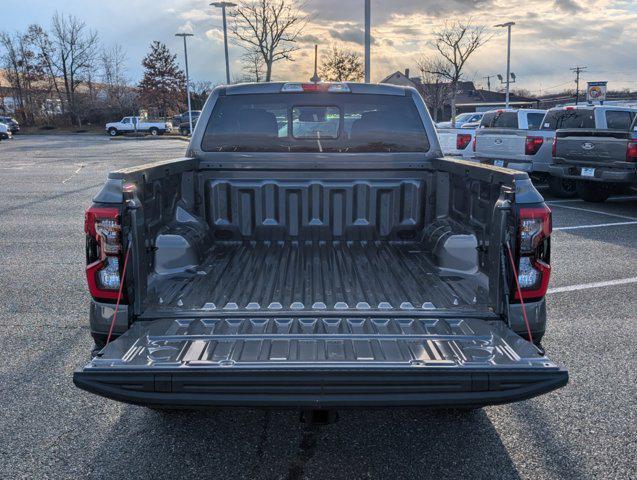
479 158 546 173
73 367 568 409
549 164 637 183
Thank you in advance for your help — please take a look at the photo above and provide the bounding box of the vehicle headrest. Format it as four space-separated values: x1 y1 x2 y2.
238 109 278 137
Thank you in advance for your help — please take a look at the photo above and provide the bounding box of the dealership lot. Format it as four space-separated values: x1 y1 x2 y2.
0 135 635 480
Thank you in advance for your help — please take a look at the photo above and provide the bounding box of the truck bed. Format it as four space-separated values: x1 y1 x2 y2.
147 240 489 314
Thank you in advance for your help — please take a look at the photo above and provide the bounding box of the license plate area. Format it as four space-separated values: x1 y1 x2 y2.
494 160 505 167
581 167 596 177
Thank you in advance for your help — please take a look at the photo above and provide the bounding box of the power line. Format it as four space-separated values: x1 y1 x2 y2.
570 66 587 105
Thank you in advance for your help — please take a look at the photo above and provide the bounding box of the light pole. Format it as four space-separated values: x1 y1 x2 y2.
211 2 236 84
364 0 371 83
175 33 194 136
494 21 515 107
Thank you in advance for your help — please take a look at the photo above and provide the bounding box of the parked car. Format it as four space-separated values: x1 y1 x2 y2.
0 116 20 134
436 111 484 129
549 105 637 202
173 110 202 135
437 126 477 160
0 122 12 140
105 116 172 136
472 108 578 196
178 113 201 136
74 82 567 412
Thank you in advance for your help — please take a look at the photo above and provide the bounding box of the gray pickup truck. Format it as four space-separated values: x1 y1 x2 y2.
74 82 567 412
548 106 637 202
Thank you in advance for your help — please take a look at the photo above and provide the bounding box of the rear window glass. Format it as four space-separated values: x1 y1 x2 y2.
526 113 545 130
541 109 595 130
479 111 518 129
605 110 634 130
201 93 429 153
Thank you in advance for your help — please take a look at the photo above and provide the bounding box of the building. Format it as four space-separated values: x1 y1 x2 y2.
380 69 539 121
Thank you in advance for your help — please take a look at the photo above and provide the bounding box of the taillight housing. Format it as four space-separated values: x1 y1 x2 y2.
552 136 557 157
514 205 552 301
626 139 637 162
85 206 125 302
472 136 477 152
456 133 472 150
525 135 544 155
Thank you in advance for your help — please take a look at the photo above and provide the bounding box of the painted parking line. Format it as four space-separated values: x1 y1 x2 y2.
554 220 637 231
549 203 637 221
547 277 637 295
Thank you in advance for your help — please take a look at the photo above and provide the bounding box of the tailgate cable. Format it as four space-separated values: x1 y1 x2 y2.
505 242 534 345
105 243 132 346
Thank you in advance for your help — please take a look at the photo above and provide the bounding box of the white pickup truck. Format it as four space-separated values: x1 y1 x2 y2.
105 116 172 137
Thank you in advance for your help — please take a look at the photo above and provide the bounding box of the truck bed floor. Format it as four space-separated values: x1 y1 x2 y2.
148 240 489 313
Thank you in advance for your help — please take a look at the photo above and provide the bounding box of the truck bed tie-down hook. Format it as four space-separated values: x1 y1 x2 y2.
505 242 534 344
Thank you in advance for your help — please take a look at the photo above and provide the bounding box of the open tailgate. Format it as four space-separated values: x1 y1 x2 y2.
74 317 567 408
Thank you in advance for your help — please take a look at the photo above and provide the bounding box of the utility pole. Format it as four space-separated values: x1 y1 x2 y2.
483 75 496 91
570 66 587 105
494 22 515 107
364 0 371 83
175 33 194 136
310 45 320 83
211 2 236 84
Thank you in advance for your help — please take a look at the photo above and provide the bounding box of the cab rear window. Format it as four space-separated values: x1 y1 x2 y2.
201 93 429 153
541 110 595 130
480 112 518 129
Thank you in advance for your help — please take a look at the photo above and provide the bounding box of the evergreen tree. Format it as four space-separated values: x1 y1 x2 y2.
138 41 186 117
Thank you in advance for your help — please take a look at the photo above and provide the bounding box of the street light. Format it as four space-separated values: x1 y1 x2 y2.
494 21 515 107
211 2 236 84
175 33 194 136
364 0 371 83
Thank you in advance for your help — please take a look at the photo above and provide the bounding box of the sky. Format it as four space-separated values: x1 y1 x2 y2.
2 0 636 96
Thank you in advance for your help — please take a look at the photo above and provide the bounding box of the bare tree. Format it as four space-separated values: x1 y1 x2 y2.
230 0 309 82
415 58 450 122
28 15 100 125
100 45 130 106
319 45 364 82
0 30 44 124
422 20 489 126
240 49 265 82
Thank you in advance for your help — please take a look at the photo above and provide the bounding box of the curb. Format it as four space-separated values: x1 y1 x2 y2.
109 135 190 142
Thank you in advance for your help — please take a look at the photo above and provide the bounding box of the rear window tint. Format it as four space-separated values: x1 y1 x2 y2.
541 109 595 130
201 93 429 153
605 110 634 130
526 113 545 130
479 111 518 129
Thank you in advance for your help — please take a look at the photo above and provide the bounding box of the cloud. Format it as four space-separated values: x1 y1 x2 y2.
554 0 584 13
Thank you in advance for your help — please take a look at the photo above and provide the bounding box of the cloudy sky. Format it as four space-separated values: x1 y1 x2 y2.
3 0 636 95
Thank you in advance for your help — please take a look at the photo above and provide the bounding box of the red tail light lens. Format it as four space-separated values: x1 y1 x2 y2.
515 205 552 301
85 207 125 301
525 135 544 155
626 140 637 162
456 133 472 150
472 136 477 152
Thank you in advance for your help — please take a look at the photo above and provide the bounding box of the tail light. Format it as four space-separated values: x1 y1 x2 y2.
472 136 477 152
552 136 557 157
514 205 552 301
456 133 472 150
85 206 125 302
525 135 544 155
281 82 350 93
626 139 637 162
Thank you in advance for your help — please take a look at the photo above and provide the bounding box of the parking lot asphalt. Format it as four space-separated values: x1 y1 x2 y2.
0 135 635 480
